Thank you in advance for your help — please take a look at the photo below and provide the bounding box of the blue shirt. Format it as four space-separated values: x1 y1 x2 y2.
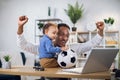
39 35 61 59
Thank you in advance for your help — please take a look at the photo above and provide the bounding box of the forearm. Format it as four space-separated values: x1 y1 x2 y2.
17 25 24 35
76 34 103 55
98 30 104 37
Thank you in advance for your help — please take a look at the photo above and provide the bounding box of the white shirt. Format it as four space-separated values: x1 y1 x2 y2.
17 34 103 56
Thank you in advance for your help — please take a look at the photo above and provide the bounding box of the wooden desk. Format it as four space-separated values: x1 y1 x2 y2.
0 66 112 79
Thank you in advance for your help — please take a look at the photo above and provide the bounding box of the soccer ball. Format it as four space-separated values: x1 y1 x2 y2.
57 49 77 68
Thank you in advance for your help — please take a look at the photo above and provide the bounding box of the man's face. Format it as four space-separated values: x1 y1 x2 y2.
55 26 69 47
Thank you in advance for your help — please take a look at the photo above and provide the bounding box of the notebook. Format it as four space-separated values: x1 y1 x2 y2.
62 48 119 74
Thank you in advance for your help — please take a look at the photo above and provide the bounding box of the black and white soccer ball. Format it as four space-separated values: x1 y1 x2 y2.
57 49 77 68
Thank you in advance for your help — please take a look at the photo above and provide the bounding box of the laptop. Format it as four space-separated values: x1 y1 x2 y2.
62 48 119 74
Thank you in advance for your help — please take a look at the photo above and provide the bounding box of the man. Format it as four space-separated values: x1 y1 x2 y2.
17 16 104 80
17 16 104 56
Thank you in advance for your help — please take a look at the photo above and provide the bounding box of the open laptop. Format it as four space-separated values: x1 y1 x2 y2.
62 48 119 74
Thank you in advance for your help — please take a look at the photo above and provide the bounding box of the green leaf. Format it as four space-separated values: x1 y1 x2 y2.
104 19 108 24
108 17 112 23
64 1 84 26
104 17 115 25
110 18 114 25
3 55 11 62
37 22 44 30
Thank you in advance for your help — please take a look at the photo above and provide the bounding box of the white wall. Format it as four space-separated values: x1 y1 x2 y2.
0 0 120 52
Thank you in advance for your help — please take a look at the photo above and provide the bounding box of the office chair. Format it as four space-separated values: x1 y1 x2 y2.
20 52 45 80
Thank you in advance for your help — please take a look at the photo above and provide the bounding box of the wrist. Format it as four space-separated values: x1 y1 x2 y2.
98 30 104 37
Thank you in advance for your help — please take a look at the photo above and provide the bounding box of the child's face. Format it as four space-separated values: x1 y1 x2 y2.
46 26 58 40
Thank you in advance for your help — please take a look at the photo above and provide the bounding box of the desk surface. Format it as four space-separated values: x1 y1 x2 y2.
0 66 111 79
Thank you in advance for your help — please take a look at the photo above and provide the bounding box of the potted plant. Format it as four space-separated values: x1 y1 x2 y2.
64 1 84 31
3 55 11 69
104 17 115 31
104 17 114 26
37 22 44 31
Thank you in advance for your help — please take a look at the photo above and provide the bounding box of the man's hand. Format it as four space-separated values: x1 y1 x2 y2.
96 21 104 37
17 16 28 35
18 16 28 27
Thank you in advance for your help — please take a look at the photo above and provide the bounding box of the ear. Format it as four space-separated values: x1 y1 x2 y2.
45 29 48 34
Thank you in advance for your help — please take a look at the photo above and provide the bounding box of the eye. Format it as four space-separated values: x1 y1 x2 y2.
53 31 56 34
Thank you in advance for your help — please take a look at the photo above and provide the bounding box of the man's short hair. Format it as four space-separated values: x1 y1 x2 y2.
58 23 70 30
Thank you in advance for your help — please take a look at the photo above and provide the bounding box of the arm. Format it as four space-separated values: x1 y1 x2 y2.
77 34 103 55
40 36 61 53
17 16 38 55
71 21 104 56
17 16 28 35
70 34 103 56
17 34 38 55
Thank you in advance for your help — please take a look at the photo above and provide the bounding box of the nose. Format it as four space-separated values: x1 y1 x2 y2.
63 36 68 42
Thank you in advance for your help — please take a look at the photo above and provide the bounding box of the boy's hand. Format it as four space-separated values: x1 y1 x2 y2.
61 46 69 51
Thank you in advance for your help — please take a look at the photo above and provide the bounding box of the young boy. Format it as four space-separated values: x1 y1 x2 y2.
39 22 68 68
